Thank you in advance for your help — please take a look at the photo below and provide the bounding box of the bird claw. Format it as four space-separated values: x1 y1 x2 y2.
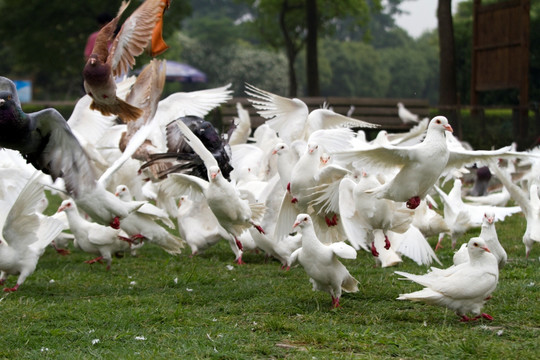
406 196 421 209
331 296 340 308
3 284 19 292
480 313 493 321
85 256 104 265
236 257 245 265
370 242 379 257
253 224 265 234
384 236 391 250
110 217 121 229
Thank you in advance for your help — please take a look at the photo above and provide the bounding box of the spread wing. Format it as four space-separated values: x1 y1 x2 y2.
108 0 167 77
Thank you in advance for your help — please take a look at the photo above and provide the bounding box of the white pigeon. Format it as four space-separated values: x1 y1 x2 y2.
0 174 64 292
228 102 252 146
333 116 531 210
273 129 354 246
58 199 139 270
397 102 420 124
246 83 378 145
289 214 359 308
114 184 185 255
396 237 499 322
453 211 507 269
337 171 414 257
176 195 242 261
159 119 266 264
411 199 450 238
435 179 521 249
464 186 511 207
489 160 540 258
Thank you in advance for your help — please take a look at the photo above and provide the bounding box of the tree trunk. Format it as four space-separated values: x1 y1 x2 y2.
306 0 319 96
280 1 298 97
437 0 457 106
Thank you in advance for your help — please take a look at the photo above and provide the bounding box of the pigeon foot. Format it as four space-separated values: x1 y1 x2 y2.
371 242 379 257
3 284 19 292
85 256 104 265
110 217 121 229
331 296 340 308
384 235 391 250
406 196 421 209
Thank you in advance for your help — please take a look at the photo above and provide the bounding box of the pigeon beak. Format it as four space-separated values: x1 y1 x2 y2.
292 221 300 228
272 149 278 155
488 217 494 224
0 99 5 106
444 124 453 132
57 205 66 213
482 246 491 253
211 173 217 180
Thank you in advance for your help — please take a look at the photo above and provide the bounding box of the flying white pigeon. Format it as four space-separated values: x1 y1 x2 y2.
0 174 64 292
396 236 499 322
397 102 420 124
288 214 359 308
246 83 378 145
333 116 535 210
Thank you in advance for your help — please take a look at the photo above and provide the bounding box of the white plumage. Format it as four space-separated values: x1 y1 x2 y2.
289 214 359 308
0 174 64 292
396 237 498 322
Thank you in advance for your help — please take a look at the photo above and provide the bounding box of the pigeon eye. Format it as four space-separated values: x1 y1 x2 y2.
7 95 11 100
473 242 478 247
436 119 441 124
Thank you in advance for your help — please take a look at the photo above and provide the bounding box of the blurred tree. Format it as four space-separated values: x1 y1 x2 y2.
437 0 457 107
318 39 390 97
240 0 382 97
0 0 191 99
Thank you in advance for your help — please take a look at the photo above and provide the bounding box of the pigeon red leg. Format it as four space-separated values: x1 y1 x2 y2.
384 235 391 250
52 241 71 256
85 256 104 265
253 223 265 234
459 315 472 322
332 296 340 308
236 255 245 265
3 284 19 292
110 216 121 229
406 196 421 209
481 313 493 321
235 237 243 251
371 242 379 257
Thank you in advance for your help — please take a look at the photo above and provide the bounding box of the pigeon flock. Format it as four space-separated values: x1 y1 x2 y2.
0 0 539 323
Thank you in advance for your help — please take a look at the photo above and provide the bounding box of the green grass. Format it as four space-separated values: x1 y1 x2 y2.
0 193 538 359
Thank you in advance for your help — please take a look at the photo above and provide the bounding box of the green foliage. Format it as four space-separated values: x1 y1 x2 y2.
166 32 288 96
0 191 537 358
0 0 191 100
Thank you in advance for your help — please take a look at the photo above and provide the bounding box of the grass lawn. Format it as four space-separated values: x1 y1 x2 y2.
0 193 538 359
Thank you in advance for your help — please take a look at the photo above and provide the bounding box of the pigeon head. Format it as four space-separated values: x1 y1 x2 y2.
483 212 495 225
0 91 16 109
429 116 453 133
272 143 288 155
114 185 131 200
467 237 491 257
293 214 312 229
57 199 76 213
208 166 222 181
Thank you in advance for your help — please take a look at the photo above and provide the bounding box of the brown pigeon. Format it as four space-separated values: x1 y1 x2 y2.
83 0 170 122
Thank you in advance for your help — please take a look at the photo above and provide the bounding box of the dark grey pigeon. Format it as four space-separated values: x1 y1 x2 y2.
0 76 142 228
141 115 234 181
